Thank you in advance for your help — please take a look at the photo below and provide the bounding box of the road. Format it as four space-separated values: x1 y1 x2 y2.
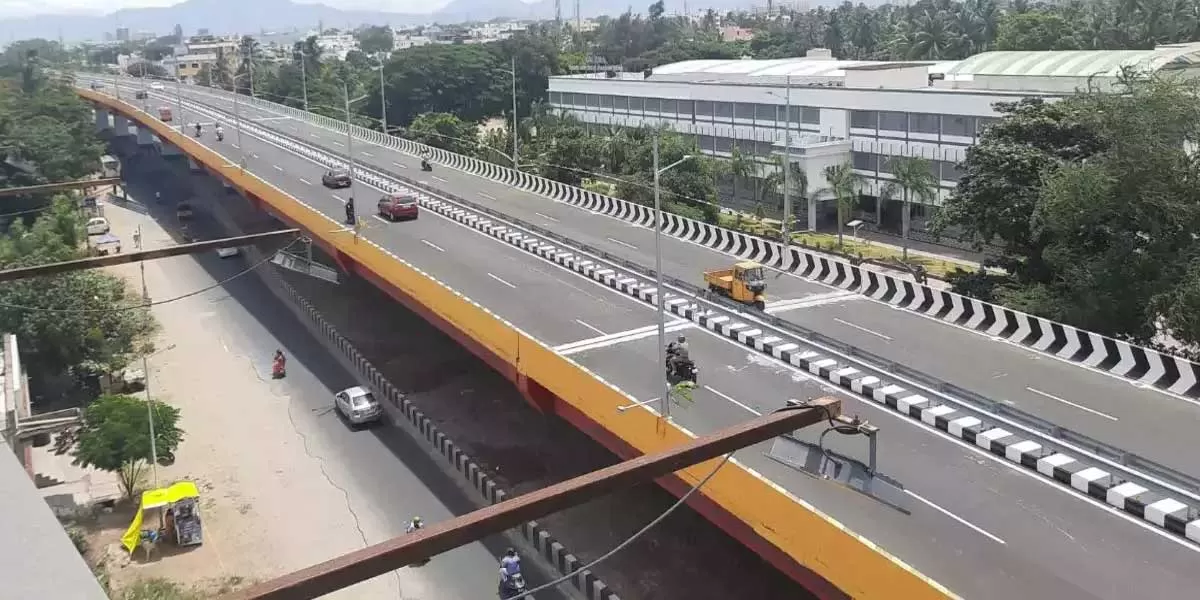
107 144 569 600
114 78 1200 479
101 81 1200 600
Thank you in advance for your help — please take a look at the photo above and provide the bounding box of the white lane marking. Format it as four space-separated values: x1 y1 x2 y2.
272 165 283 172
905 490 1007 545
432 175 448 183
252 116 291 122
479 192 496 201
299 178 312 185
333 141 345 146
310 133 320 138
487 272 517 289
765 291 858 314
833 317 893 341
555 323 668 352
361 151 374 157
331 194 345 203
575 319 606 336
393 161 407 169
606 237 639 250
420 239 445 252
250 153 259 159
1025 387 1119 421
230 143 239 149
535 212 559 222
372 215 388 224
704 385 761 416
557 321 693 356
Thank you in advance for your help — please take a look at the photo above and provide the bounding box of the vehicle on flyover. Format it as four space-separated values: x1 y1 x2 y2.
334 386 383 427
322 169 352 189
704 261 767 310
377 193 419 221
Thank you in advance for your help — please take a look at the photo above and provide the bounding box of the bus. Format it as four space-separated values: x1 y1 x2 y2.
100 155 121 178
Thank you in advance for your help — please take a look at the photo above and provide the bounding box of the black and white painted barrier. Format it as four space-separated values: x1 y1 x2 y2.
135 79 1200 400
179 104 1200 547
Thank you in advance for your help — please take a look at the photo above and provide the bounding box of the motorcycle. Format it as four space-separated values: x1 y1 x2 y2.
216 130 224 142
498 573 527 599
665 354 698 384
420 159 433 172
271 358 286 379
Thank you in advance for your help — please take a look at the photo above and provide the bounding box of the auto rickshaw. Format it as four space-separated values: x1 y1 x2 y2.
704 261 767 310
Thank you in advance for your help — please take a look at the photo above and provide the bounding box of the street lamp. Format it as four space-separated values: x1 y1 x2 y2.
133 226 177 488
496 56 519 168
766 75 796 243
374 53 388 137
342 82 370 221
295 49 310 113
652 131 693 421
231 71 250 166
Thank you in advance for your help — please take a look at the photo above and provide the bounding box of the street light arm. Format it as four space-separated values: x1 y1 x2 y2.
657 154 695 175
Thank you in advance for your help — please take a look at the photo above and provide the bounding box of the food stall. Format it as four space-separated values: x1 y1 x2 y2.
121 481 204 554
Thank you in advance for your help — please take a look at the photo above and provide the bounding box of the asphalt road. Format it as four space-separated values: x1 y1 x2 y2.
113 145 569 600
114 79 1200 479
103 84 1200 600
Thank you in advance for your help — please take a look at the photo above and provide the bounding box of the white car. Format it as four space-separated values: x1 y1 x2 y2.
334 386 383 426
149 82 164 90
85 217 110 236
216 247 239 258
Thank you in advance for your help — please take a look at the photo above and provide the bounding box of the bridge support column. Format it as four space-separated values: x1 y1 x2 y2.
94 109 110 132
136 126 155 147
161 142 182 158
112 114 132 136
516 373 555 414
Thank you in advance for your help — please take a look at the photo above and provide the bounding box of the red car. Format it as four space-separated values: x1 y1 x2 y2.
377 193 419 221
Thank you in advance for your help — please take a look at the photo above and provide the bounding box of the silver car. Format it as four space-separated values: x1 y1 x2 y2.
335 386 382 426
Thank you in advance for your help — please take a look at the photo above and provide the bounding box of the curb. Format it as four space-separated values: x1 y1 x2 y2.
195 178 621 600
186 85 1200 400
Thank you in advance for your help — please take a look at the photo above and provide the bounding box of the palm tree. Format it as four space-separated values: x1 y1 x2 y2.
768 154 808 236
727 144 755 212
889 155 938 261
823 161 862 249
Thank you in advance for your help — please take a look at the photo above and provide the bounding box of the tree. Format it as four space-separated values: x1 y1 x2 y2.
125 62 168 78
823 162 861 248
68 394 183 500
888 156 937 261
356 25 395 55
727 144 755 211
0 80 107 182
995 12 1080 51
406 112 478 155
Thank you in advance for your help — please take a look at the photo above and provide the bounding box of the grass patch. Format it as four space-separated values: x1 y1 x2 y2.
118 578 203 600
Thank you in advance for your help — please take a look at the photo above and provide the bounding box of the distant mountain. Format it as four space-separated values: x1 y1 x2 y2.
0 0 764 43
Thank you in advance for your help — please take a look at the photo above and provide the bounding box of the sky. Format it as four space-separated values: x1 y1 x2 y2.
0 0 488 20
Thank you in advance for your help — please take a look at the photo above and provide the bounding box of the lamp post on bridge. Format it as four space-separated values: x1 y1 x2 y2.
652 131 694 421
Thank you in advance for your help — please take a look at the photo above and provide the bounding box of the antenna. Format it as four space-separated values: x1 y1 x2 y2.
575 0 581 31
554 0 562 33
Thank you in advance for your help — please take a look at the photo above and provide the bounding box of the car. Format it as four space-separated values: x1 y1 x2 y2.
135 90 148 99
216 247 239 258
377 193 419 221
149 82 164 90
85 217 111 236
176 202 193 220
90 82 104 90
334 386 382 426
321 169 352 188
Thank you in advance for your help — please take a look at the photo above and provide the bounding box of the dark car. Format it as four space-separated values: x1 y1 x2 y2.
377 193 419 221
176 202 193 220
322 169 352 188
135 90 148 99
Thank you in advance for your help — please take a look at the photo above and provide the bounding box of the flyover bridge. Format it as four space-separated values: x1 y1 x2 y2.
77 76 1200 600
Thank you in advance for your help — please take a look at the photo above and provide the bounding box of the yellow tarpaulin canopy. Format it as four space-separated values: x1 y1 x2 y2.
121 481 200 553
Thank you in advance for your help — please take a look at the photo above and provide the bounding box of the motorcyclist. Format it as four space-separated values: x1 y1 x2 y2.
420 158 432 171
272 350 286 377
215 123 224 141
405 516 423 534
345 197 356 225
666 335 691 376
194 122 202 137
498 548 521 583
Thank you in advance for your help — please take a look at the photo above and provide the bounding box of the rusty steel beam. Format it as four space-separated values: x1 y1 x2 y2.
0 229 299 282
223 397 841 600
0 178 122 197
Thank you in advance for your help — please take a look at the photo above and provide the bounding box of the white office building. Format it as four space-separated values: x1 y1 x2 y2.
547 43 1200 228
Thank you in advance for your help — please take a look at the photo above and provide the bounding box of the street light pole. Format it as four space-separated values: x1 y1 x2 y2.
651 132 694 421
782 75 792 243
135 224 158 487
174 73 185 135
510 55 518 168
298 51 309 113
377 57 387 135
232 72 247 167
343 83 369 222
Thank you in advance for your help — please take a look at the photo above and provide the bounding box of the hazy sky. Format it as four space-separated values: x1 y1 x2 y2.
0 0 497 19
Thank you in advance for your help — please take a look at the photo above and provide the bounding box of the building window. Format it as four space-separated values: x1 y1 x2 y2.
879 155 896 174
663 99 678 116
879 111 907 132
940 161 965 182
628 97 644 113
678 100 695 120
645 98 661 113
941 115 974 137
755 104 776 122
852 151 876 171
613 95 628 111
191 62 200 69
695 101 713 118
802 107 820 125
977 117 1000 134
698 135 716 151
715 136 734 153
600 95 614 109
715 102 734 121
788 105 802 124
909 113 939 135
850 110 877 129
735 103 756 120
754 140 774 156
585 94 599 108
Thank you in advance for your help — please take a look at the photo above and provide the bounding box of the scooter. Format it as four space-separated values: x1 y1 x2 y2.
420 159 433 172
216 130 224 142
271 358 286 379
665 355 698 384
498 573 527 599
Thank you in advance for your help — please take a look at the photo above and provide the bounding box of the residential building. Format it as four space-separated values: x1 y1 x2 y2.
314 32 358 61
116 27 130 42
394 33 432 50
719 26 754 42
546 44 1200 228
163 52 221 81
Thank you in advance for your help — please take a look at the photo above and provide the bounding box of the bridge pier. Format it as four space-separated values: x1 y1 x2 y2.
112 114 132 136
94 108 110 132
136 126 155 147
161 141 182 158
